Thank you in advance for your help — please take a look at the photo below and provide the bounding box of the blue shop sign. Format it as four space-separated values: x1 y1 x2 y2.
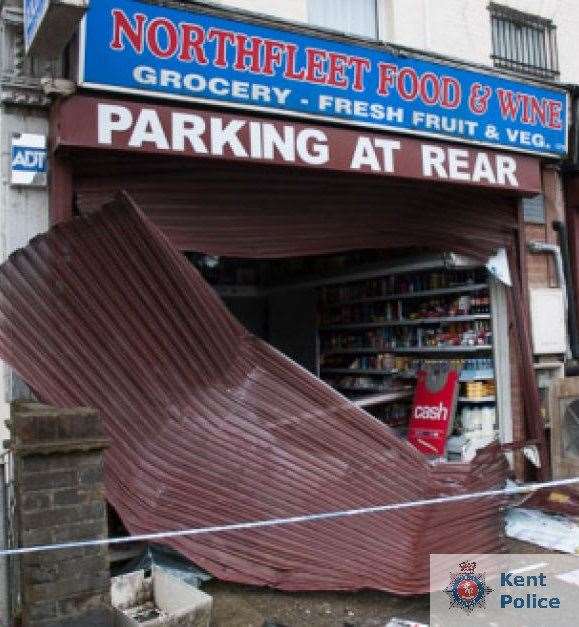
79 0 569 157
24 0 49 52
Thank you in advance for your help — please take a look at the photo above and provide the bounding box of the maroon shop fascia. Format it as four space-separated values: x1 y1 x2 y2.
52 95 541 202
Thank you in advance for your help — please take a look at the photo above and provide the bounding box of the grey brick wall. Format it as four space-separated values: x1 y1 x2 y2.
10 402 112 627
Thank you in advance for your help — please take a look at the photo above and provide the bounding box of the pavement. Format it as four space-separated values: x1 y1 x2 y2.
203 539 554 627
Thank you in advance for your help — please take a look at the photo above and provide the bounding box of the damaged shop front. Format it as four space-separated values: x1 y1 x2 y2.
0 0 570 594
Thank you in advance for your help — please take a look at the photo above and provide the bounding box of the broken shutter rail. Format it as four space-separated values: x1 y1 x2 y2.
0 194 509 593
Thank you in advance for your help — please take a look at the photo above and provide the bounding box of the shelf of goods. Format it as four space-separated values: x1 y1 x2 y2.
319 314 491 331
317 265 497 437
321 283 489 307
321 368 494 382
322 346 492 355
353 390 414 408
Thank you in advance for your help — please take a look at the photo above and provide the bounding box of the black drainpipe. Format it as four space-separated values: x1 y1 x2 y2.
553 220 579 364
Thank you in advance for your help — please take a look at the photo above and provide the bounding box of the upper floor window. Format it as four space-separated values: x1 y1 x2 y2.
307 0 378 39
489 3 559 80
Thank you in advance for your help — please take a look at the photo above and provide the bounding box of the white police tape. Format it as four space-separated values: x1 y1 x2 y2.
2 476 578 557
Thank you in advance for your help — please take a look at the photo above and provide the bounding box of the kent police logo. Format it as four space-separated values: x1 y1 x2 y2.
444 560 493 613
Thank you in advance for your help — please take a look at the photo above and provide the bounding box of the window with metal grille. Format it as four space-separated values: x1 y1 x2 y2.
489 3 559 79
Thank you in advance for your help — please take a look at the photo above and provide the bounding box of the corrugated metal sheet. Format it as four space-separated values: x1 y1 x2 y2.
73 157 518 258
0 194 509 593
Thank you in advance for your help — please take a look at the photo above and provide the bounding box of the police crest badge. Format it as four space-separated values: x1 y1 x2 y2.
444 560 493 613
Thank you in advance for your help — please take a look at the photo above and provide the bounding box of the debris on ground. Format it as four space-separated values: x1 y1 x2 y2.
522 487 579 517
506 507 579 554
111 566 212 626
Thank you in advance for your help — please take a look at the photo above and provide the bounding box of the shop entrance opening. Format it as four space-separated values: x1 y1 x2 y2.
188 247 503 462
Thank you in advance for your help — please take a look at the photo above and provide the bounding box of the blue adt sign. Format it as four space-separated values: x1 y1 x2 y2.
11 134 48 187
23 0 49 52
79 0 569 157
11 146 47 172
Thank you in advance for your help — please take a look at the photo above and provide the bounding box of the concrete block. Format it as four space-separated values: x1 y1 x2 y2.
111 571 151 611
111 567 212 627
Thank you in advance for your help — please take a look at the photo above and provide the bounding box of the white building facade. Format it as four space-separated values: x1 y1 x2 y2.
205 0 579 83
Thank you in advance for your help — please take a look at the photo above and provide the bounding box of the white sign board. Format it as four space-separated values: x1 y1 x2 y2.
11 134 48 187
530 288 567 354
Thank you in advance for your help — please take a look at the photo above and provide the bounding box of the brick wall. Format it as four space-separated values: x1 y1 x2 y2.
526 167 566 289
517 167 566 479
10 402 112 627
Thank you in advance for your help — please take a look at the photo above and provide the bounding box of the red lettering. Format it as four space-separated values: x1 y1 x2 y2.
234 34 263 72
305 48 328 83
419 72 439 105
178 23 208 64
146 17 179 59
398 67 418 101
349 56 371 92
284 43 305 80
327 52 348 88
440 76 461 109
207 28 235 68
496 88 522 121
377 62 397 96
530 97 547 126
547 100 563 129
110 9 146 53
262 39 285 76
519 94 534 124
469 83 492 115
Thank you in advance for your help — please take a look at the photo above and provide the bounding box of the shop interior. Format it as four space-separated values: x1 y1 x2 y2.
187 247 504 462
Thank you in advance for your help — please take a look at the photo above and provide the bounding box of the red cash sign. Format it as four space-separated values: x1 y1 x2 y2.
408 369 459 456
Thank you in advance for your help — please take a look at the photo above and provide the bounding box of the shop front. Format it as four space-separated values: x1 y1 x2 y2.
0 0 569 593
55 0 569 465
51 91 544 461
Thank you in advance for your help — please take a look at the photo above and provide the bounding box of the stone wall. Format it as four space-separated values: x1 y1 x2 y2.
10 402 112 627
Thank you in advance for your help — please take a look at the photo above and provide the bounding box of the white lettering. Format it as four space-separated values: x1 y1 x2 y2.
496 155 518 187
318 95 334 111
128 110 169 149
374 139 401 173
97 104 133 145
447 148 471 181
210 119 248 157
296 129 328 165
133 65 157 86
252 84 271 103
472 153 496 184
350 137 381 171
262 124 295 161
183 73 206 92
272 87 291 105
421 146 448 178
414 402 449 421
160 69 182 89
249 121 263 159
171 113 207 153
208 77 229 96
412 111 426 126
231 81 250 99
386 106 404 123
